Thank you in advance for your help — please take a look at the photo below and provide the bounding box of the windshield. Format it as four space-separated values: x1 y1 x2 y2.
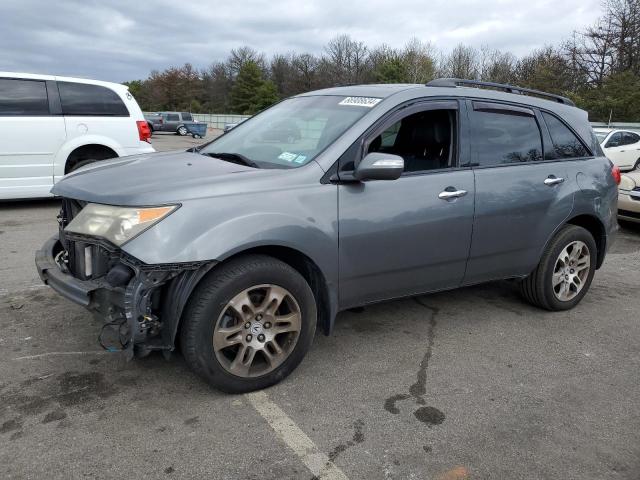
594 132 608 144
200 95 378 168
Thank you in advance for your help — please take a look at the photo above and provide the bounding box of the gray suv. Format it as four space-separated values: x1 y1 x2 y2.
36 79 619 393
146 111 194 135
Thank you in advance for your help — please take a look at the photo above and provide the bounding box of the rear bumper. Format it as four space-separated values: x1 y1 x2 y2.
618 190 640 222
123 142 155 155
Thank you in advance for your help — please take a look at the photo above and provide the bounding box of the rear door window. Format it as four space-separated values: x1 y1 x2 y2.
181 113 193 121
58 82 129 116
165 113 179 121
469 103 543 166
622 131 640 146
542 112 589 159
0 78 49 115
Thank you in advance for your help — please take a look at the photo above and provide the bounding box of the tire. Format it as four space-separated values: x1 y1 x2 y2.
519 225 597 311
67 152 117 173
177 125 188 136
634 158 640 171
180 254 317 393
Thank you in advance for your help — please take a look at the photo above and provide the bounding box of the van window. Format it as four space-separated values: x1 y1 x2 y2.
58 82 129 116
181 112 193 121
0 79 49 115
165 113 179 121
470 108 543 166
542 112 589 159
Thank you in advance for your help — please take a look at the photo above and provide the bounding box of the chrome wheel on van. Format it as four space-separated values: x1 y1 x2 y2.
552 240 590 302
213 284 302 378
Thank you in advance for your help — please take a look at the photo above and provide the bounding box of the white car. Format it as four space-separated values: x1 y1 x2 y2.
0 72 155 200
594 128 640 171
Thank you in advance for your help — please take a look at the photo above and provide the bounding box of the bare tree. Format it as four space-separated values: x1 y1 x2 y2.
443 44 480 79
323 35 369 85
402 38 436 83
478 46 517 83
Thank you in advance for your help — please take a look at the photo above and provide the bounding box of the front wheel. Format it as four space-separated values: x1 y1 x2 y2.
180 255 317 393
520 225 597 311
177 125 188 136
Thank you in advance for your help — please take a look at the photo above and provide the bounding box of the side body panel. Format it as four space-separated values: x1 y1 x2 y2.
122 162 340 307
464 162 574 283
573 156 619 257
462 100 576 284
0 78 66 199
338 170 475 308
0 116 66 199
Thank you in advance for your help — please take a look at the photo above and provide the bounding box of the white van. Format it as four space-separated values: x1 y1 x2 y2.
0 72 155 199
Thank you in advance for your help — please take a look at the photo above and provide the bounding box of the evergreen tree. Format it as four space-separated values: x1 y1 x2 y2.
230 61 278 114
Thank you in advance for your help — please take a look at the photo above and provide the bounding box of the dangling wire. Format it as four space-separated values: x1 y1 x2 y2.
98 317 130 352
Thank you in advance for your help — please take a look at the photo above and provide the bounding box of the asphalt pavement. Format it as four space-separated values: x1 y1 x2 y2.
1 140 639 479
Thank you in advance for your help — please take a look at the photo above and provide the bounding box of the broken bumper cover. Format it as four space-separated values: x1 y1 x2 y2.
36 234 214 358
36 235 102 307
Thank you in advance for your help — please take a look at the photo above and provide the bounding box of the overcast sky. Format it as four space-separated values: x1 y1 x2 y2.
0 0 602 83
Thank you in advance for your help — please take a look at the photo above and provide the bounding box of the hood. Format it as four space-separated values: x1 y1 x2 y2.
51 150 283 205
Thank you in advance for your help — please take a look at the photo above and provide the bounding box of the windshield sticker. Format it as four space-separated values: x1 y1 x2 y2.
294 155 307 164
339 96 382 108
278 152 298 162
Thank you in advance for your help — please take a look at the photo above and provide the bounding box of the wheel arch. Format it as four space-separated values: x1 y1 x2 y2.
565 214 607 269
64 144 119 173
166 245 336 353
55 136 126 177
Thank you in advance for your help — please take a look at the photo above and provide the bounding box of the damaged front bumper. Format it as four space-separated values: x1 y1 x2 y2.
35 234 214 358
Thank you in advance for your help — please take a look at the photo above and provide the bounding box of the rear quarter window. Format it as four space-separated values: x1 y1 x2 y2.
0 78 49 115
542 112 589 159
181 113 193 121
58 82 129 116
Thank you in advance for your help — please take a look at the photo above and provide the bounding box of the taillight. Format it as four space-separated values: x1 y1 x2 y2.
611 164 621 185
136 120 151 143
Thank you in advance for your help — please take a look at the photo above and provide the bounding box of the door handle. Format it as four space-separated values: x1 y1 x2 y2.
438 189 468 200
544 176 565 186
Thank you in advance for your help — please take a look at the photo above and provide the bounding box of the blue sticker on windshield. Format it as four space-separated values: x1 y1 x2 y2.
278 152 298 162
294 155 307 164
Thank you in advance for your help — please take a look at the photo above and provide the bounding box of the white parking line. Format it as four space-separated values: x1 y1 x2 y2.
247 390 350 480
13 350 112 360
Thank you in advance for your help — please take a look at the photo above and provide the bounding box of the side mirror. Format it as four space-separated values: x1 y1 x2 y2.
354 152 404 181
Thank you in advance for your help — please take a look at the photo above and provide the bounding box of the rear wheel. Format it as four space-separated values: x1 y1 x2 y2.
520 225 597 311
177 125 188 136
180 255 317 393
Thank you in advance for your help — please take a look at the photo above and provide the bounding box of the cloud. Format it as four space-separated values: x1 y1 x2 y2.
0 0 602 82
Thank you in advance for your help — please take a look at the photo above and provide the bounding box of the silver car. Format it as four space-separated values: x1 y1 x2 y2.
36 79 619 392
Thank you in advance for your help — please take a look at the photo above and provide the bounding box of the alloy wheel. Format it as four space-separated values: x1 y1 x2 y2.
213 284 302 377
552 240 590 301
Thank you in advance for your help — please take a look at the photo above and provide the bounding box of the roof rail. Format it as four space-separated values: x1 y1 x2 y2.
426 78 575 107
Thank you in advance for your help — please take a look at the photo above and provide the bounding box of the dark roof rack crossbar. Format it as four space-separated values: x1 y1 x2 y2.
426 78 575 107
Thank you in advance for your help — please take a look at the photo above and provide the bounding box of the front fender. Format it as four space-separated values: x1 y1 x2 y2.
123 187 339 290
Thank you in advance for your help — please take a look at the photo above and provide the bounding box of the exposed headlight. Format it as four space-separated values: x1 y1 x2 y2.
65 203 178 246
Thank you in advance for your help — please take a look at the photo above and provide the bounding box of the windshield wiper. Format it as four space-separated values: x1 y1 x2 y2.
202 152 260 168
